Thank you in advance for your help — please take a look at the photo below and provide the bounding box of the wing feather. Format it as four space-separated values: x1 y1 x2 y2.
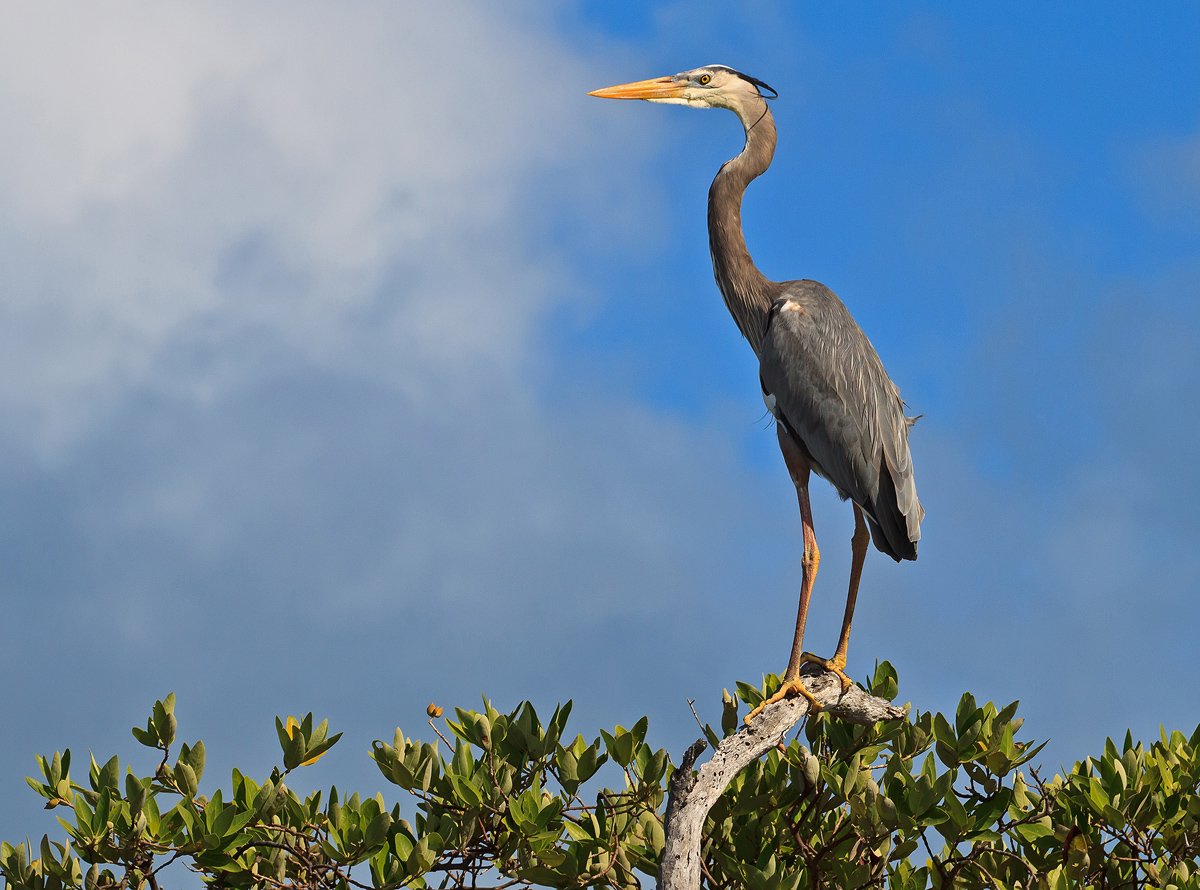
759 281 923 560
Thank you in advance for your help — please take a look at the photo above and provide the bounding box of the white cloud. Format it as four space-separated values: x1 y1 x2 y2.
0 2 647 452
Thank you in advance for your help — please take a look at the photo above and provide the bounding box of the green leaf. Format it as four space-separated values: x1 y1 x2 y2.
955 693 978 735
869 660 899 700
736 680 767 708
449 772 484 808
91 754 119 793
152 697 177 747
1014 820 1055 843
363 812 392 848
601 728 636 768
125 774 148 816
721 689 740 737
451 739 474 779
180 740 206 782
174 762 199 798
932 713 959 767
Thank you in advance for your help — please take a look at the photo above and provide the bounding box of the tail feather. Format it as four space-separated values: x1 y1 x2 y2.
864 460 920 562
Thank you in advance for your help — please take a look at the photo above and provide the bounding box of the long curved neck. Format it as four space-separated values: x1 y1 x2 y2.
708 102 777 356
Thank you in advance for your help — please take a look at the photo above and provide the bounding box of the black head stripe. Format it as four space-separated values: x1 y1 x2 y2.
739 72 778 99
704 65 778 99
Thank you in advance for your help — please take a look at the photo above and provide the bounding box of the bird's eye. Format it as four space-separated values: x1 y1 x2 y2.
698 73 711 85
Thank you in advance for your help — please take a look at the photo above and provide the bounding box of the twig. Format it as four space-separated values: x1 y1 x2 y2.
428 718 453 750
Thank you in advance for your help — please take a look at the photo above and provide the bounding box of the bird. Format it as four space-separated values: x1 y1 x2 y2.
589 65 923 718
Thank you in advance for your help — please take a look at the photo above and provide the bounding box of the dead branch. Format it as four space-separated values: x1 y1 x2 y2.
658 669 905 889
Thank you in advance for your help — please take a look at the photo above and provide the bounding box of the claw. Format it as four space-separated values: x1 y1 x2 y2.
744 656 859 724
800 652 854 692
743 677 822 724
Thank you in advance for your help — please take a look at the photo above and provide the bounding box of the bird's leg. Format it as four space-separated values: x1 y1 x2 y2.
746 430 822 723
800 503 869 691
784 474 820 681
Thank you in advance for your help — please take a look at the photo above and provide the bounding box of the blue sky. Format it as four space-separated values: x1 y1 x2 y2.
2 2 1199 846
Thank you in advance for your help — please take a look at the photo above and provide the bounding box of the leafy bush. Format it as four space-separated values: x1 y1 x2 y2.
3 665 1198 889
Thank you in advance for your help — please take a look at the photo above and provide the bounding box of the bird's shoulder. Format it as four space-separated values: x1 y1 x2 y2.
763 279 880 376
758 278 908 478
767 279 856 329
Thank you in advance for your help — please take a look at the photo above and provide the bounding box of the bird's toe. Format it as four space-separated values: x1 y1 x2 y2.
743 677 822 725
800 652 855 692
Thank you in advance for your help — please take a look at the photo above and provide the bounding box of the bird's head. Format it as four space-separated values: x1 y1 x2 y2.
588 65 777 115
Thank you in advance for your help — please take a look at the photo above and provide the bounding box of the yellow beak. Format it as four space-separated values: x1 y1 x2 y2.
588 75 685 100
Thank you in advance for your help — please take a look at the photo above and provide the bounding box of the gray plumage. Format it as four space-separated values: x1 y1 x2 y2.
701 66 924 561
759 283 921 560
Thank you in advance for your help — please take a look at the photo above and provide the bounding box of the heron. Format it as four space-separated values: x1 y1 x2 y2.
589 65 923 718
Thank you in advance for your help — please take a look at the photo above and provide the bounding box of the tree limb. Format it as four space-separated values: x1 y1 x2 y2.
658 670 905 890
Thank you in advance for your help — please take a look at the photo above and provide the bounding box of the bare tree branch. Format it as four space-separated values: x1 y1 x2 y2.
658 670 905 890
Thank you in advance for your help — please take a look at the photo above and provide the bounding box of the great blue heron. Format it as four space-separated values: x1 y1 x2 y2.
590 65 923 717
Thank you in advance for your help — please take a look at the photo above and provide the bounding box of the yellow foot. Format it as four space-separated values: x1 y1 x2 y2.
800 652 853 692
744 677 822 724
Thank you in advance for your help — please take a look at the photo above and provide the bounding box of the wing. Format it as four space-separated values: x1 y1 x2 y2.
759 281 923 560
